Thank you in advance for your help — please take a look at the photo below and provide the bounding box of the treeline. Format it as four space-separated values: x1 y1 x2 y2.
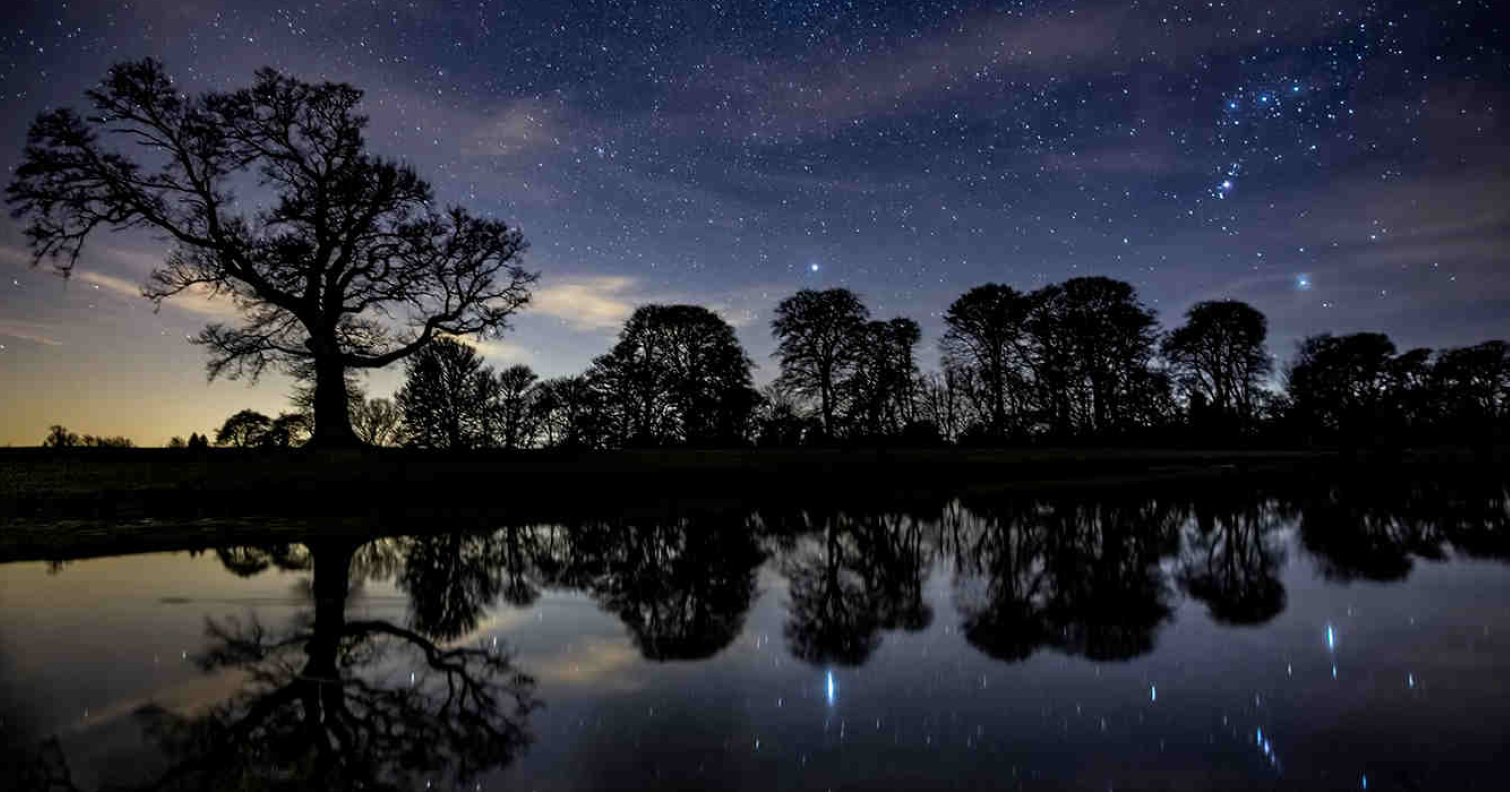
50 276 1507 451
362 276 1504 450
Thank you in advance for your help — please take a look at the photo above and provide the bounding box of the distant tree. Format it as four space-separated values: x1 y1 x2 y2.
846 317 921 437
167 436 187 449
532 375 606 449
187 432 210 450
916 367 975 443
1027 277 1162 437
941 284 1034 436
396 337 495 450
1431 340 1510 440
260 412 312 448
753 383 808 447
1284 332 1399 442
772 289 870 438
42 424 79 448
351 396 405 447
1162 300 1272 434
591 304 756 446
494 365 540 450
215 409 272 447
7 59 536 447
80 434 134 448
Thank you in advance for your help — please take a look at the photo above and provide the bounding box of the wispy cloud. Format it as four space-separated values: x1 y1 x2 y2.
76 249 244 320
530 276 639 331
0 320 64 346
461 97 570 157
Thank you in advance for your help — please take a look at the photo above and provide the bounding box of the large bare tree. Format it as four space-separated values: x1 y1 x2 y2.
7 59 537 446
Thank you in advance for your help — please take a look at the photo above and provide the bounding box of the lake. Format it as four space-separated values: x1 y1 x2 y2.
3 474 1507 790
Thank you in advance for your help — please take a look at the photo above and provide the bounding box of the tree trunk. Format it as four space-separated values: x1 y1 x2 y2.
310 351 362 447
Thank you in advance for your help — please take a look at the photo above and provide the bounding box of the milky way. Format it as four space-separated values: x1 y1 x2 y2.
0 0 1505 443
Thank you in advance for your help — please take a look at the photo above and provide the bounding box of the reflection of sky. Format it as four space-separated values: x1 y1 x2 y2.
2 516 1508 790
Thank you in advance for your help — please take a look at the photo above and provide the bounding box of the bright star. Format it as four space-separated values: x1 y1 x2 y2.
810 263 820 272
1296 274 1311 290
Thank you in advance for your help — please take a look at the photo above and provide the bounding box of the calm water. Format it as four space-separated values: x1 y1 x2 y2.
3 477 1508 790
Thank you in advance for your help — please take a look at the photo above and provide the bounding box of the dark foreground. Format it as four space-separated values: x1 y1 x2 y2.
0 446 1335 562
2 472 1507 791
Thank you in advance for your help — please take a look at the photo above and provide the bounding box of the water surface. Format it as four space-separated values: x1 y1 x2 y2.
3 476 1508 790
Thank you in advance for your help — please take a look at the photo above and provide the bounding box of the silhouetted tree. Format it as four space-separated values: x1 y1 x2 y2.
772 289 869 438
1162 300 1272 435
395 336 495 450
7 59 537 446
1027 277 1163 438
186 432 209 450
260 411 311 448
753 383 809 447
41 424 78 448
350 395 405 446
214 409 271 447
941 284 1034 437
916 366 978 443
846 317 921 437
495 364 540 449
166 436 186 449
532 375 607 449
1284 332 1400 444
77 434 134 448
1432 340 1510 442
590 304 756 446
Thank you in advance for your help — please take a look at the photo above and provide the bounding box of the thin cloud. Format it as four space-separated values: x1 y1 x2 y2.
530 276 639 331
461 97 569 157
0 320 64 347
76 264 242 321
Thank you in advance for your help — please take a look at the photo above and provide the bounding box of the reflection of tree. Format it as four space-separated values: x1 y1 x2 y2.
130 538 537 790
1175 494 1288 625
953 497 1178 663
1294 476 1510 580
1294 480 1445 582
952 500 1051 662
553 514 765 661
1439 479 1510 560
779 507 935 667
214 545 311 577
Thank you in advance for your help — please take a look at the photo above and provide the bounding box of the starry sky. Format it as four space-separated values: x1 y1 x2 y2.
0 0 1506 445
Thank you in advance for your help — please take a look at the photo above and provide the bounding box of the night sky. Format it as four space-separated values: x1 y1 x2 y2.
0 0 1505 445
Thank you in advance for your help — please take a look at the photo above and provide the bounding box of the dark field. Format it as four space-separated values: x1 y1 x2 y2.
0 446 1336 562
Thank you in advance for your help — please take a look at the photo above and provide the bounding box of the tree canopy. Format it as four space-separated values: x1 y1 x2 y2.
7 59 537 446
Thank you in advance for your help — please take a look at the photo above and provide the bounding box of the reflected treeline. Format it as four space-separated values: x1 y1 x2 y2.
951 495 1181 662
1289 475 1510 581
131 538 539 790
1175 493 1291 625
765 502 938 666
538 514 767 661
14 477 1510 789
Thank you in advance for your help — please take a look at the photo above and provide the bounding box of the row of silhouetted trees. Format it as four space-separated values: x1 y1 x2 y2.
59 277 1504 450
365 276 1508 449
